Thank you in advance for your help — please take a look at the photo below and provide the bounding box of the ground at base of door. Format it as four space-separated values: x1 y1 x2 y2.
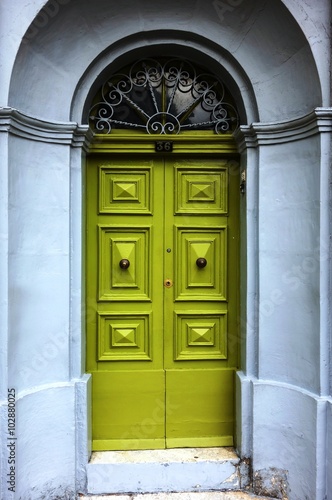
86 448 250 494
79 492 277 499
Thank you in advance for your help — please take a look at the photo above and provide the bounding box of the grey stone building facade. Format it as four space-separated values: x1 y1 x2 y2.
0 1 331 498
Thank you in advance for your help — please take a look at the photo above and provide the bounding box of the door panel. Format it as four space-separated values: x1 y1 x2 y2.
163 159 236 447
87 158 165 450
174 312 227 361
99 164 152 214
165 369 234 448
86 155 239 450
98 225 151 301
93 370 165 451
175 166 228 214
97 312 152 361
175 227 227 300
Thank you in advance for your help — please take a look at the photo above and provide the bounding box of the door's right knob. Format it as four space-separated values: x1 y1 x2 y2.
119 259 130 269
196 257 207 268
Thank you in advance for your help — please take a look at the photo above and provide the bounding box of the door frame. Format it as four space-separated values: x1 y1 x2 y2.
88 132 239 155
86 130 241 448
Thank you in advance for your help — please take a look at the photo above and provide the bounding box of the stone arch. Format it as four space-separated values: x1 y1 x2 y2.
8 0 322 125
73 34 256 129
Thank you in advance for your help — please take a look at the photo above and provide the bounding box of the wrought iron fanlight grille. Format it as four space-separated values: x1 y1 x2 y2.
89 58 239 135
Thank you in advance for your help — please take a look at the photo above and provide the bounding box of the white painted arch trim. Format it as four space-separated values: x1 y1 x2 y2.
236 107 332 150
0 107 90 147
2 106 331 147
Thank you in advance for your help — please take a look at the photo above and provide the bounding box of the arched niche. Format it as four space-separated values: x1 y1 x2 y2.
8 0 321 125
76 41 253 130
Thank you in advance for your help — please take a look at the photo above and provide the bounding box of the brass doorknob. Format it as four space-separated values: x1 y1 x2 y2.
119 259 130 269
196 257 207 268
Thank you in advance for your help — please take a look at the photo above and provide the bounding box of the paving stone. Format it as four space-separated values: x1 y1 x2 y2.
80 496 132 500
87 448 242 494
133 493 274 499
79 491 276 499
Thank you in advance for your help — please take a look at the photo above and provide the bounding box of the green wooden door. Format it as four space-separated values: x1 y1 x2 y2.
86 155 239 451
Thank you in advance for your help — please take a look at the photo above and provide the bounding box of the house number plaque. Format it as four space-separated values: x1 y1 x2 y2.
155 141 173 152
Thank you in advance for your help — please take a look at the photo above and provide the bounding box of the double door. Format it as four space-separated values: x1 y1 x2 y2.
86 155 239 450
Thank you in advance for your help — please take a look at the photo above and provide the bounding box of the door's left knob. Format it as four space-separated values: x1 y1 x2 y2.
196 257 207 268
119 259 130 269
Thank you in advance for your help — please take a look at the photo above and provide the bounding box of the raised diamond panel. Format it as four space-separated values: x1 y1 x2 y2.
112 328 137 346
99 166 152 213
113 181 138 201
98 313 151 361
175 227 227 301
175 312 227 360
188 326 214 345
189 181 215 201
176 167 227 214
98 225 151 301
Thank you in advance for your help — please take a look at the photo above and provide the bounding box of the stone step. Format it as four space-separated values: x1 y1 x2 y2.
80 492 276 499
86 448 251 495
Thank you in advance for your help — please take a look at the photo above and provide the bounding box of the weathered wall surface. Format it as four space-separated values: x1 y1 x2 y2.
15 386 76 499
0 0 331 499
237 115 332 499
0 114 91 499
328 403 332 497
8 0 321 124
253 384 319 500
0 0 48 103
258 137 321 391
8 136 71 390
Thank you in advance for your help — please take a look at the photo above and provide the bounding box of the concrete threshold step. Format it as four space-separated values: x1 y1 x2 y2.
85 448 252 495
80 492 275 499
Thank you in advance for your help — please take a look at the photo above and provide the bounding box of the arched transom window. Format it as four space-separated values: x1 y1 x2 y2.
89 58 239 135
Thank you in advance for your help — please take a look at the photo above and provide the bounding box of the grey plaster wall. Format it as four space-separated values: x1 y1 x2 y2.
281 0 331 105
3 132 88 500
8 0 321 123
0 0 47 103
8 136 71 390
0 0 331 499
258 137 321 392
253 384 319 500
328 403 332 499
15 386 76 499
1 0 330 108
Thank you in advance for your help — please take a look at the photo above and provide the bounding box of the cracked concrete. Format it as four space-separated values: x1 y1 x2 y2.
79 492 277 500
